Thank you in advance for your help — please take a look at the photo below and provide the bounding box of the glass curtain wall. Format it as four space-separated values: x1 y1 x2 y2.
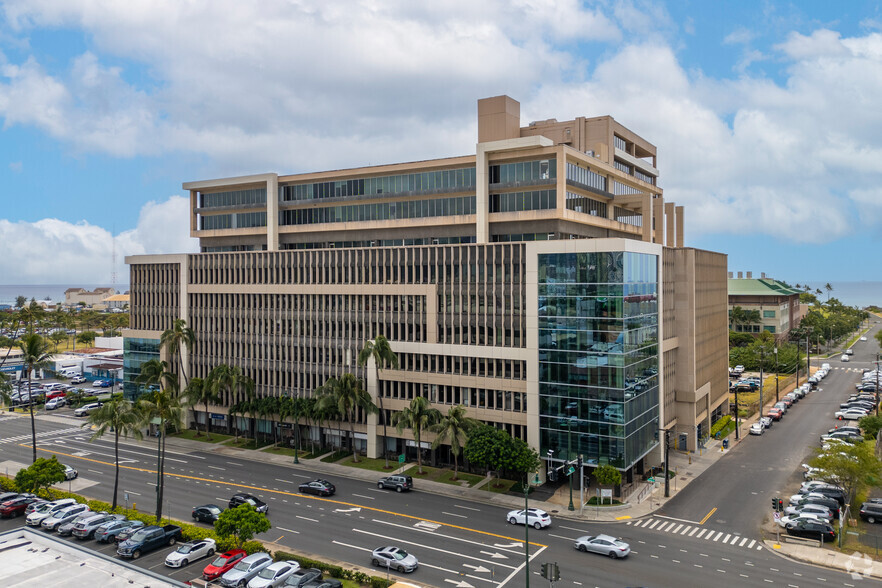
122 338 160 401
537 251 659 470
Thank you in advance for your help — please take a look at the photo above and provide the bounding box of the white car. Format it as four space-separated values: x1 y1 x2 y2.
778 513 827 528
835 409 868 420
841 354 850 362
63 464 78 480
70 376 87 384
165 538 216 567
506 508 551 529
749 423 764 435
861 336 868 341
74 402 103 416
25 499 77 526
40 503 90 531
573 534 630 558
45 397 66 410
784 503 833 519
247 560 300 587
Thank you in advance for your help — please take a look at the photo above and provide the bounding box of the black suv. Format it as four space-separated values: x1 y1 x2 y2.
377 475 413 492
799 495 841 516
229 493 268 514
859 502 882 524
787 520 835 542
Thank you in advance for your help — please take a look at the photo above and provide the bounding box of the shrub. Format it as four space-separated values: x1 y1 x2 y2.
710 415 732 437
593 464 622 486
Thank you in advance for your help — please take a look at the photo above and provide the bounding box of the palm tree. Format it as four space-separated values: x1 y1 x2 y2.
182 376 216 439
825 283 833 301
160 318 196 387
430 405 480 480
357 336 398 468
322 374 377 462
314 388 342 451
302 396 319 454
209 364 254 442
19 333 52 463
256 396 280 445
393 396 442 474
84 398 143 509
135 359 178 522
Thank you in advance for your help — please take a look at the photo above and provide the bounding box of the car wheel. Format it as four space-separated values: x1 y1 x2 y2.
396 486 403 493
208 548 215 556
578 544 587 552
372 558 380 567
509 517 517 525
10 511 18 518
181 559 188 566
608 551 618 559
398 564 407 573
534 522 542 529
168 536 176 546
132 550 141 559
238 581 246 588
869 516 876 524
378 483 384 489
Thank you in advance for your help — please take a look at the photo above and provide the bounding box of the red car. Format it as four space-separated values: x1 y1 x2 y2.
767 408 783 421
46 390 67 400
202 549 247 581
0 496 41 518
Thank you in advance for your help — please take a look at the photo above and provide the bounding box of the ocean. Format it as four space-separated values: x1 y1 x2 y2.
804 281 882 309
0 284 128 307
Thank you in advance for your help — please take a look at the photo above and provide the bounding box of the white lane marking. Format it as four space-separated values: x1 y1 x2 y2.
275 478 294 484
351 493 375 500
658 522 672 532
722 533 731 543
739 537 748 547
296 516 318 523
372 518 525 555
207 465 225 471
680 526 691 535
648 520 660 529
756 544 763 550
277 527 300 534
696 529 707 538
351 528 519 571
747 539 756 549
712 532 723 541
672 524 684 533
688 527 698 536
88 469 103 474
548 534 575 541
454 504 481 512
226 462 243 466
124 490 141 496
442 512 468 519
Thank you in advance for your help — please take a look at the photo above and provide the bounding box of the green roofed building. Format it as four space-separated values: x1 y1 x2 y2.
728 272 804 336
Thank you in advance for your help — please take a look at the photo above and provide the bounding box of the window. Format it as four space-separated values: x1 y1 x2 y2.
763 310 776 318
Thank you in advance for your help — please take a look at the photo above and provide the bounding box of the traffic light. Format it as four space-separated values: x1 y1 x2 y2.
540 563 548 578
772 497 778 511
577 455 583 470
778 499 784 511
552 562 561 581
547 469 556 482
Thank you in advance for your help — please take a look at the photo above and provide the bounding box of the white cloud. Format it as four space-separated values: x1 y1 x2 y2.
0 196 197 284
723 27 754 45
8 160 21 172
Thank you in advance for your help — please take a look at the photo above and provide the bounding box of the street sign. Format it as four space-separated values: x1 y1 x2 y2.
774 512 781 521
398 454 405 464
567 466 575 475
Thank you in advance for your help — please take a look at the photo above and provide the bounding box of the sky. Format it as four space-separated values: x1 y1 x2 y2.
0 0 881 289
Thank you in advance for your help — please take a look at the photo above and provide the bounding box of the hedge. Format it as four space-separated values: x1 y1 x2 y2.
0 475 391 586
710 415 732 437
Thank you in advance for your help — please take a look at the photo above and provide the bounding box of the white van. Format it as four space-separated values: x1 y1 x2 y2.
841 354 850 362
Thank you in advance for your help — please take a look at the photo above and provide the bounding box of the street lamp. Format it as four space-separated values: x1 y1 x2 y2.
566 417 576 511
523 471 539 588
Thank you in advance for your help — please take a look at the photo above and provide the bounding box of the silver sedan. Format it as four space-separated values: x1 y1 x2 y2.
574 534 631 558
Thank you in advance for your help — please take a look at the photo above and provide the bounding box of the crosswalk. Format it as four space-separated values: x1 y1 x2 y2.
624 517 763 550
0 426 85 444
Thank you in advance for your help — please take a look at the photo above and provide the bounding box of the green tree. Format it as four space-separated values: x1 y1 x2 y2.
48 330 67 352
214 504 271 548
320 373 377 462
15 295 26 309
84 398 143 509
430 405 479 480
809 440 882 506
463 425 541 485
76 331 97 346
393 396 441 474
14 456 66 494
209 364 254 442
875 330 882 351
358 335 399 468
19 333 52 463
859 415 882 441
160 318 196 387
594 464 622 486
182 376 216 439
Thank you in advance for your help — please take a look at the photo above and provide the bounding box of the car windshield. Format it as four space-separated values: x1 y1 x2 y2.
211 555 228 567
393 550 409 560
130 529 151 542
35 504 52 513
258 567 278 579
177 543 196 554
208 506 221 514
234 560 252 571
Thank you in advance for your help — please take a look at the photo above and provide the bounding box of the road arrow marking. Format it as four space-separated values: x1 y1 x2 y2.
334 507 362 513
479 550 508 559
444 580 475 587
463 564 491 573
493 542 522 549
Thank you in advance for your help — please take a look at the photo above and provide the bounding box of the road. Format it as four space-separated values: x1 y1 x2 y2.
1 324 879 587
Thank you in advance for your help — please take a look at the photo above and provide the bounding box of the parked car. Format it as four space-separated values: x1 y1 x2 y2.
787 519 835 542
859 502 882 523
759 416 773 429
117 524 183 559
573 534 630 558
749 423 764 436
72 512 125 539
836 409 868 420
70 376 87 384
74 402 104 416
800 481 841 494
58 511 104 537
842 354 850 362
778 513 827 528
114 522 147 544
203 549 248 581
506 508 551 529
0 495 41 518
41 503 90 531
282 567 323 587
247 560 300 587
767 408 783 421
45 390 67 400
377 475 413 492
45 397 66 410
95 519 144 543
26 499 78 526
63 464 78 480
370 546 419 573
165 538 217 567
220 552 274 587
774 401 788 414
229 493 268 514
93 379 111 388
784 503 834 520
192 504 224 524
298 480 336 497
789 493 841 514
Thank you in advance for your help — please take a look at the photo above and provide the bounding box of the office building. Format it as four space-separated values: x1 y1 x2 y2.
728 272 803 337
124 96 728 485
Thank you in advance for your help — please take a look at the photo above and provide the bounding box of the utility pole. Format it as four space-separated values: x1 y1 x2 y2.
774 346 779 403
734 386 740 440
663 428 671 498
759 345 765 412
